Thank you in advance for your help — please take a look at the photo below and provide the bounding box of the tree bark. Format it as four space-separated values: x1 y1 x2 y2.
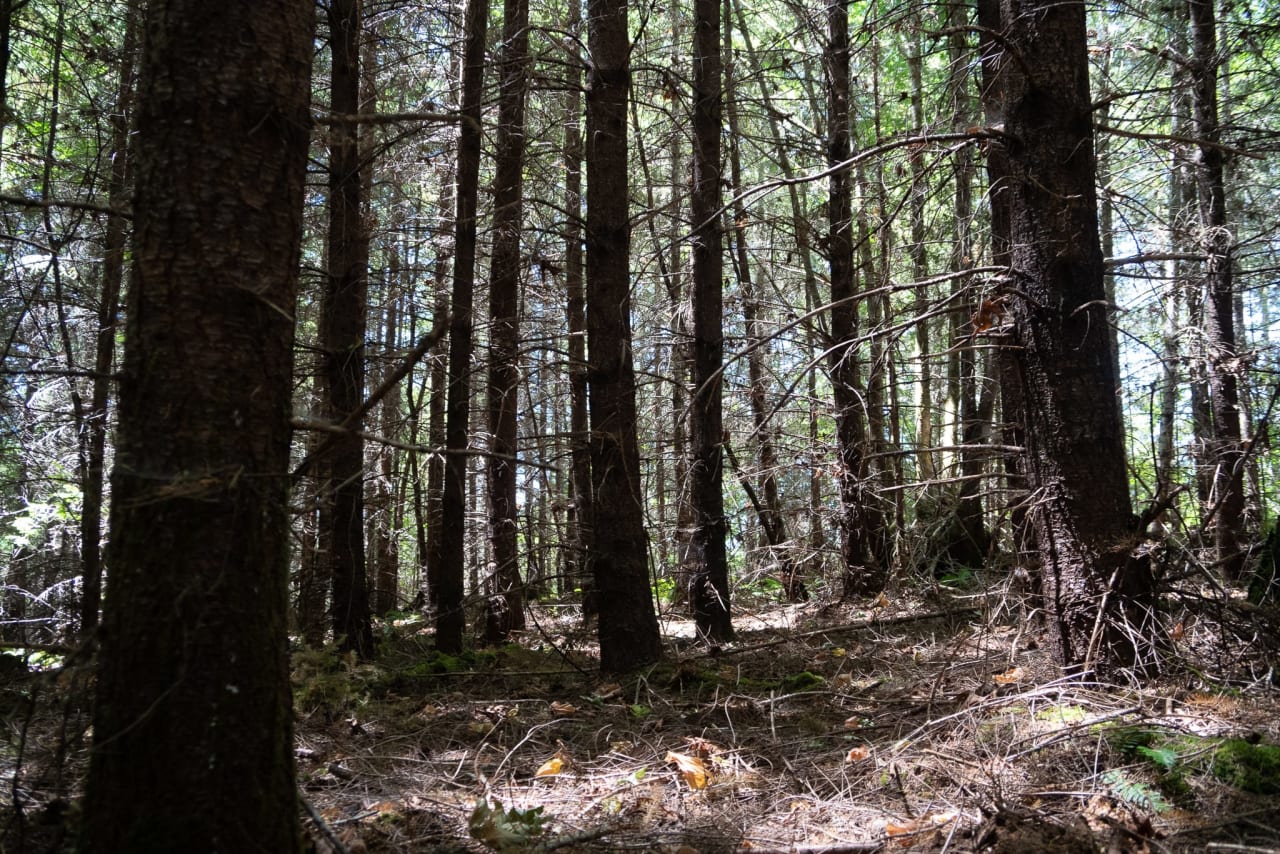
826 0 885 597
977 0 1159 673
80 0 137 636
1189 0 1246 580
562 0 594 617
483 0 530 642
323 0 374 657
82 0 312 848
687 0 733 643
585 0 662 671
438 0 488 653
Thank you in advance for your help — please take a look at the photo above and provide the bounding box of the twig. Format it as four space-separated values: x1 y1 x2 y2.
300 794 350 854
693 607 978 659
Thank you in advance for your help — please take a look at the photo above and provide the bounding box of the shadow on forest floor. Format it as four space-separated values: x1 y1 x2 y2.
4 585 1280 852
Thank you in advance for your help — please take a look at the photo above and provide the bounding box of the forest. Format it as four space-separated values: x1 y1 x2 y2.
1 0 1279 850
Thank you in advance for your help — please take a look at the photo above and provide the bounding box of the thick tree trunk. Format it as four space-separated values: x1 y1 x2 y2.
82 1 312 848
483 0 530 642
437 0 488 653
977 0 1158 673
585 0 662 671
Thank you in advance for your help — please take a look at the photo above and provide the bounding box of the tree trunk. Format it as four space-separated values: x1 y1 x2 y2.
826 0 885 597
585 0 662 671
82 0 312 848
483 0 530 642
687 0 733 643
323 0 373 657
438 0 488 653
80 0 137 636
1189 0 1246 580
562 0 594 617
724 3 803 602
977 0 1159 673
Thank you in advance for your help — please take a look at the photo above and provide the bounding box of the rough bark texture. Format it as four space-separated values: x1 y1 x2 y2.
826 0 885 597
978 0 1158 672
1189 0 1246 580
323 0 374 657
438 0 488 653
687 0 733 643
81 1 312 849
484 0 530 641
585 0 662 671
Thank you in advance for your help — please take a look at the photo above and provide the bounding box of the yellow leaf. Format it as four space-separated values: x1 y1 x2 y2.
535 756 564 777
846 745 870 762
993 666 1025 684
549 701 578 715
665 750 710 789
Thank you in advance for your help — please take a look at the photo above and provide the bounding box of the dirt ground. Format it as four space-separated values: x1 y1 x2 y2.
4 585 1280 853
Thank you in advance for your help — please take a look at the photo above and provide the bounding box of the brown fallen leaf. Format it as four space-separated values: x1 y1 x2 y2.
993 666 1025 684
665 750 710 789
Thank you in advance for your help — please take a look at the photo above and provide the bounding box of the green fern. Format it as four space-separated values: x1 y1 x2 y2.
1103 769 1171 813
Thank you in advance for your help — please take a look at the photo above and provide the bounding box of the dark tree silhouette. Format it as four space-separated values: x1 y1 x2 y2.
82 0 313 848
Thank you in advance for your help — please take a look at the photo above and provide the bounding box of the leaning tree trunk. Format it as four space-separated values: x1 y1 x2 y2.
82 0 313 848
977 0 1159 673
585 0 663 671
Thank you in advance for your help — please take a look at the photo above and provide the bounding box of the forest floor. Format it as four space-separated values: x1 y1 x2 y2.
4 580 1280 852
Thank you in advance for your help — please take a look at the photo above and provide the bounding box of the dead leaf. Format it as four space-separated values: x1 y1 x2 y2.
549 701 578 715
885 820 919 837
683 736 724 759
596 682 622 700
972 297 1006 333
535 756 565 777
846 745 871 762
993 666 1025 684
665 750 710 789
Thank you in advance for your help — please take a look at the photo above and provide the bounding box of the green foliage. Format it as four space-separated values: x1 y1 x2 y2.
1104 723 1280 799
468 799 545 852
781 671 824 692
1102 769 1172 813
1210 739 1280 794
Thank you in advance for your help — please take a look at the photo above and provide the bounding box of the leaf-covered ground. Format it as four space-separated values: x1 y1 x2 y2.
4 585 1280 852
